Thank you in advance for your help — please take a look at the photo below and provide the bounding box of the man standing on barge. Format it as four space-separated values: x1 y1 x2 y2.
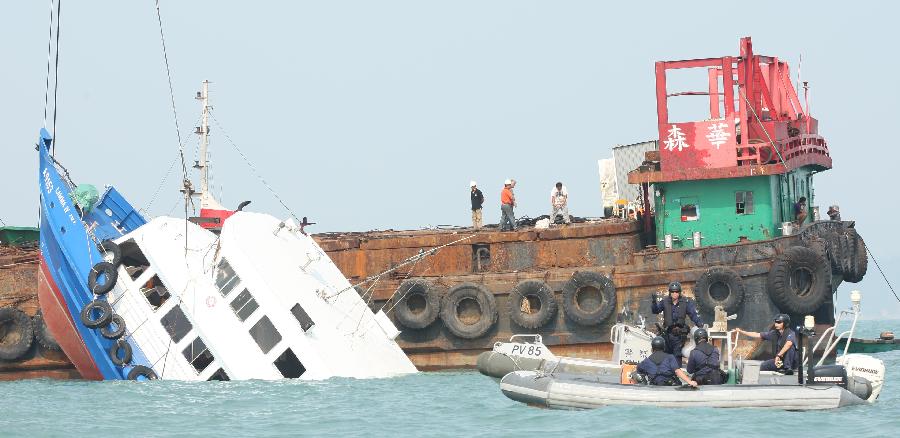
550 182 570 224
500 179 516 231
651 281 703 364
470 181 484 229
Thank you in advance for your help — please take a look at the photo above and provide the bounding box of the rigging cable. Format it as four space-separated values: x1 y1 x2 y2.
42 0 56 128
208 112 302 222
51 0 62 151
864 242 899 303
153 0 192 255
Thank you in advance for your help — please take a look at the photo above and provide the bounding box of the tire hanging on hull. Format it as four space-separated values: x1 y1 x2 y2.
440 283 497 339
767 246 829 315
694 267 745 314
508 280 557 329
562 271 616 326
0 307 34 361
32 310 61 351
393 279 441 329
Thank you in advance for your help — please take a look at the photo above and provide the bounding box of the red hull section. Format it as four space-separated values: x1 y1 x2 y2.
37 256 102 380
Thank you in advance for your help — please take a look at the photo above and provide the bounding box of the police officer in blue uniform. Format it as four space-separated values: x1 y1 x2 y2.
736 313 798 372
686 328 725 385
636 336 697 387
651 281 704 364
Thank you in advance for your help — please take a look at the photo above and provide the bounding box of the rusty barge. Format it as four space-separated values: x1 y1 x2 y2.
0 228 77 380
312 37 867 370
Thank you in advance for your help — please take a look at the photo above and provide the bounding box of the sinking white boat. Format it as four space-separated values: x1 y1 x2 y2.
38 83 416 381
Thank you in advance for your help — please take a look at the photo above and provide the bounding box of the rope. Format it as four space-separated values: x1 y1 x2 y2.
864 241 899 303
207 112 301 223
0 217 6 226
144 115 202 215
51 0 62 151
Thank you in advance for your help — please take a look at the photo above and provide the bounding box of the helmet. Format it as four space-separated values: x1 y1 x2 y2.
504 179 512 185
774 313 791 326
694 328 709 343
470 181 477 187
651 336 667 352
667 282 682 294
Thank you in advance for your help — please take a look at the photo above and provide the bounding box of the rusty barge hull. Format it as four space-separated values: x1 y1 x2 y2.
314 220 857 370
0 244 78 380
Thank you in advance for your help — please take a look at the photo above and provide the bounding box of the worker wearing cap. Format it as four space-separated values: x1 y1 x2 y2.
470 181 484 229
500 179 516 231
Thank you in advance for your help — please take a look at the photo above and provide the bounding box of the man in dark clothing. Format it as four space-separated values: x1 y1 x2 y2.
470 181 484 229
636 336 697 387
686 328 724 385
651 281 704 364
794 196 807 226
736 313 799 372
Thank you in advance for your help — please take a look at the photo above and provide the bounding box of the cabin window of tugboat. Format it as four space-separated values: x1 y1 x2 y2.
735 191 754 215
214 259 240 297
182 337 215 373
290 303 315 332
273 348 306 378
230 288 259 322
160 305 193 343
249 316 282 354
680 199 699 222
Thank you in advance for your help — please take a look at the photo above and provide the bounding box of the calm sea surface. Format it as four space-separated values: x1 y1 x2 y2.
1 320 898 437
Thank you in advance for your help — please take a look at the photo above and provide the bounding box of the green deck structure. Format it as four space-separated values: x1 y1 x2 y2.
0 226 40 247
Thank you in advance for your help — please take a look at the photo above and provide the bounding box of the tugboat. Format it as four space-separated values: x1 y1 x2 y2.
311 37 868 370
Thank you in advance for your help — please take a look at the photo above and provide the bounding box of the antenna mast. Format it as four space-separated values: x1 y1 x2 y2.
193 80 224 210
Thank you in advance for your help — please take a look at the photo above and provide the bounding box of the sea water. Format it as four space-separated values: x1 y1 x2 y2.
1 320 898 437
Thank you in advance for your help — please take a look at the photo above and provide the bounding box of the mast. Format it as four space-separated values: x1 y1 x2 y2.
193 80 225 210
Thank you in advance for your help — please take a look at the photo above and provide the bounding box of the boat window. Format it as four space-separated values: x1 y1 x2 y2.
182 337 215 373
736 191 754 215
290 303 315 331
160 305 192 343
249 316 282 354
141 274 171 310
119 239 150 280
273 348 306 378
230 289 259 322
214 259 240 297
207 368 230 381
680 203 699 222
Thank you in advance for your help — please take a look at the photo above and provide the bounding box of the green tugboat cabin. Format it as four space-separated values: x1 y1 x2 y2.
630 37 832 248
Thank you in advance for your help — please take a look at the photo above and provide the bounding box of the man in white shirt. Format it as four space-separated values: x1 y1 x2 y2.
550 182 570 224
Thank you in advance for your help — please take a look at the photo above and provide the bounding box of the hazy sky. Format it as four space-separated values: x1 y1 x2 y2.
2 1 897 318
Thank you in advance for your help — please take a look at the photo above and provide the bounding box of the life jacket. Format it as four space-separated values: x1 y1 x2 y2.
692 342 719 376
662 298 689 334
643 351 677 385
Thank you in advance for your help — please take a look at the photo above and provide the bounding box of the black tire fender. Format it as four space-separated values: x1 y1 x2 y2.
508 280 558 329
127 365 158 380
440 283 497 339
0 307 34 361
101 314 126 340
393 279 441 329
694 268 745 314
32 311 61 351
843 233 868 283
109 338 132 366
562 271 616 326
80 299 113 329
767 246 829 314
97 240 122 266
88 262 118 296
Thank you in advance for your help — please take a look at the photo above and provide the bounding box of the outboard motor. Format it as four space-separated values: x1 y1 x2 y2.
838 354 886 402
808 364 848 387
